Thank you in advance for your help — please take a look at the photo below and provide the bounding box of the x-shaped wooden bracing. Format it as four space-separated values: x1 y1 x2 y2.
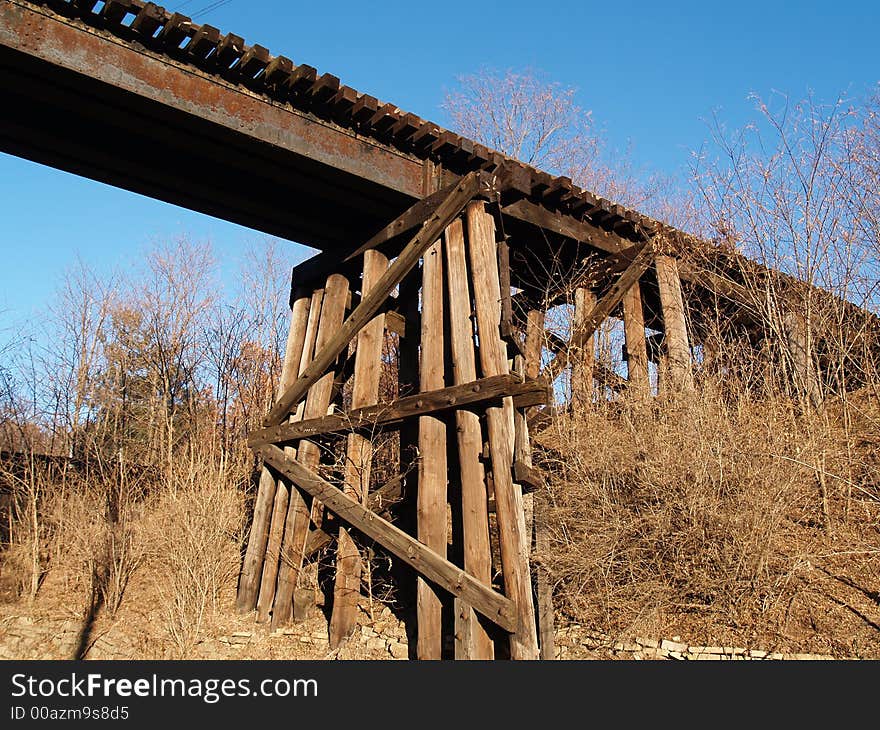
251 170 538 633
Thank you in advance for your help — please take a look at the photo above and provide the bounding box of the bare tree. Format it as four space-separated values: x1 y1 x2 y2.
443 67 668 212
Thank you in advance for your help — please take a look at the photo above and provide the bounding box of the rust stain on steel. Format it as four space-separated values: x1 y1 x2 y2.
0 2 424 199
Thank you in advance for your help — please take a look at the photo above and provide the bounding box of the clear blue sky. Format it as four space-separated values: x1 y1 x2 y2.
1 0 878 330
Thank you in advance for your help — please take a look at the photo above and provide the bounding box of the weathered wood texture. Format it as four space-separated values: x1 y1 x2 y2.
466 201 540 660
417 237 447 660
535 498 555 660
329 249 389 648
265 172 481 427
255 289 313 622
622 281 650 395
524 309 546 381
255 444 517 633
521 304 555 660
271 274 349 629
248 375 547 447
444 217 494 660
571 287 596 404
655 255 694 394
236 288 311 614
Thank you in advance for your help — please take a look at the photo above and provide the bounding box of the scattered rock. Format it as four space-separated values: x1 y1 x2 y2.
660 639 688 654
388 642 408 659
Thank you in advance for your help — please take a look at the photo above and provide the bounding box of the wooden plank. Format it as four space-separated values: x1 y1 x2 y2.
522 299 555 662
343 181 458 262
571 287 596 404
265 172 482 427
622 281 650 395
302 474 405 558
444 216 495 660
542 242 654 383
255 444 517 633
466 200 540 660
329 249 389 648
454 597 475 660
535 497 556 660
655 255 694 394
523 309 546 380
235 288 311 614
513 460 543 492
247 374 546 447
416 236 447 660
501 198 626 256
497 239 514 339
254 288 314 622
271 274 350 629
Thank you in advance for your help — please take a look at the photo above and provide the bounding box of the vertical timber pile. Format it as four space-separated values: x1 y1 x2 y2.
272 274 350 629
466 201 540 660
416 237 448 659
255 288 317 622
236 288 312 615
329 250 389 648
655 255 694 394
523 306 556 660
622 281 650 395
571 287 596 404
445 217 494 660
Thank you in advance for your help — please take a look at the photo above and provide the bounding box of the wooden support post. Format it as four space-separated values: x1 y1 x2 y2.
571 287 596 405
255 288 318 622
444 217 494 660
236 288 311 614
622 281 650 396
655 255 694 394
534 495 555 660
783 309 822 408
522 306 555 659
524 309 546 381
466 201 540 660
417 236 448 660
248 375 548 446
329 250 389 648
271 274 350 629
454 597 475 660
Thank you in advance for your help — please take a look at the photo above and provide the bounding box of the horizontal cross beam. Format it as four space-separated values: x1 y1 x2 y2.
249 374 550 448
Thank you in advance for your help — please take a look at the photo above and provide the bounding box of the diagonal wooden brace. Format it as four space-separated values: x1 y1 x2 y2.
343 180 462 262
543 240 655 382
265 171 484 427
255 443 517 633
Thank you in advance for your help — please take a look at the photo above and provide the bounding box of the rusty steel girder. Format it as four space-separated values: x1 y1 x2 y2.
0 1 426 251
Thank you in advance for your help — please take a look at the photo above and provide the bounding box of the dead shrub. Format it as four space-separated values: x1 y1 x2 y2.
149 453 245 656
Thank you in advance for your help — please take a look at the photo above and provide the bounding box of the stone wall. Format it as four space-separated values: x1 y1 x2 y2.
0 612 845 661
555 625 838 660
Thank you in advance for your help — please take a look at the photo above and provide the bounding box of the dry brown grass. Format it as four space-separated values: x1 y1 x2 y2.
0 448 247 657
536 378 880 655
